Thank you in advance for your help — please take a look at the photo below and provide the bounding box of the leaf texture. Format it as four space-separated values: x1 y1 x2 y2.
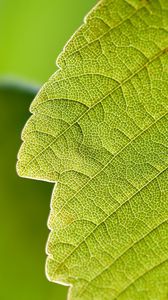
17 0 168 299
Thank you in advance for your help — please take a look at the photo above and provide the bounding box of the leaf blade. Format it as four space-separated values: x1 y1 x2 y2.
17 0 168 299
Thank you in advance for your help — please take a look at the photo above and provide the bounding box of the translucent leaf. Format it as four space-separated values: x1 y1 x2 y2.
17 1 168 299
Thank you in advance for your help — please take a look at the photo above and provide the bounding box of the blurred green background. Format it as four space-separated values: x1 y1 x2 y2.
0 1 95 299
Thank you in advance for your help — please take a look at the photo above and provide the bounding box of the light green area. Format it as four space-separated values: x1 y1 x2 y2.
0 0 95 83
0 85 67 300
17 0 168 299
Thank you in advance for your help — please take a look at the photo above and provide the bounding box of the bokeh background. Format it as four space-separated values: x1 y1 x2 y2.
0 1 96 299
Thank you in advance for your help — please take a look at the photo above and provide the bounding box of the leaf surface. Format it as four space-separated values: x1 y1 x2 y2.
17 0 168 299
0 82 67 300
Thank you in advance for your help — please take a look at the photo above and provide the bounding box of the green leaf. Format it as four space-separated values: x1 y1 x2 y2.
0 83 67 300
17 0 168 299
